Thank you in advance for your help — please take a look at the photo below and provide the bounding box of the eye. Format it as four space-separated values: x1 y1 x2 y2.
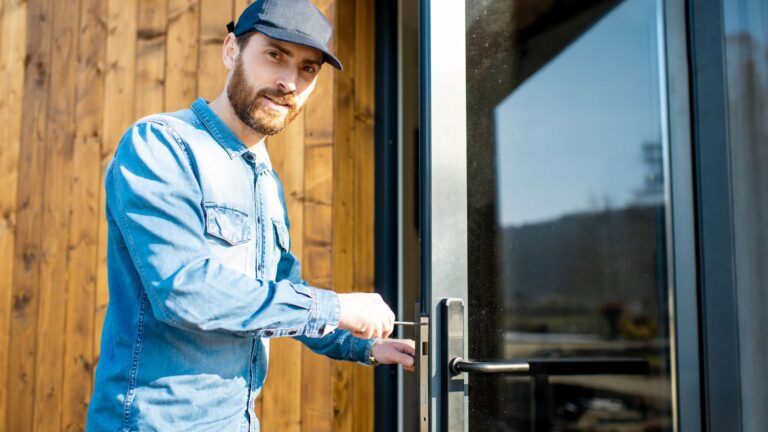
266 50 281 60
302 64 318 74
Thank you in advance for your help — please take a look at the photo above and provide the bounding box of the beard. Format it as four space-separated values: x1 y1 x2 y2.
227 59 303 136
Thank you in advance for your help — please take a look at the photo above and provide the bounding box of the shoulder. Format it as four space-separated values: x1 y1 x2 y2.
116 109 201 157
109 111 201 176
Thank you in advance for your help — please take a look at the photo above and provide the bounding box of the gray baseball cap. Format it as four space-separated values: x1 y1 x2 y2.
227 0 343 70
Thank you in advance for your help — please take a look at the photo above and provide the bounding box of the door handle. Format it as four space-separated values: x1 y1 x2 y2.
438 298 652 432
448 357 649 377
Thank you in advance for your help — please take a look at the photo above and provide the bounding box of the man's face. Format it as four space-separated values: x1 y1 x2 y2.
226 32 323 136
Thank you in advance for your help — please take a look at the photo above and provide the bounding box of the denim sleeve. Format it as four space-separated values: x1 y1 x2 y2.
275 249 372 362
295 332 376 364
276 250 372 363
107 119 338 338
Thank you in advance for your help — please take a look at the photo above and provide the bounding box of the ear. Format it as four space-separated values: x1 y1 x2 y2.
222 33 239 70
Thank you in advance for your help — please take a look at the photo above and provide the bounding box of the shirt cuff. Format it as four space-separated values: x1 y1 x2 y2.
357 337 378 365
304 287 340 337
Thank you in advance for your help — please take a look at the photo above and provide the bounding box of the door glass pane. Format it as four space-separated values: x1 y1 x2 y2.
723 1 768 430
465 0 674 430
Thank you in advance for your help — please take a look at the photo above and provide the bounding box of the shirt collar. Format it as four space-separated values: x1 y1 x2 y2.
250 141 273 169
191 98 250 159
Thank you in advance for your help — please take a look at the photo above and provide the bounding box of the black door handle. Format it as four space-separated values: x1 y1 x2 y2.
448 357 649 377
439 299 654 432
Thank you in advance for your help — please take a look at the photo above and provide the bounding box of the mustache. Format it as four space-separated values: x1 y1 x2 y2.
256 88 297 109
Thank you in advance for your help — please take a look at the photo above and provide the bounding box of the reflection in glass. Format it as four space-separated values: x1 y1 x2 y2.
466 0 673 430
723 1 768 430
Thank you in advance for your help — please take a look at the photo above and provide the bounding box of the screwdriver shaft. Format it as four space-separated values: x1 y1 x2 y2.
394 321 419 326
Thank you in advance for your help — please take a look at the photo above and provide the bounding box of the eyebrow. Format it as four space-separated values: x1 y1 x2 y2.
267 41 323 66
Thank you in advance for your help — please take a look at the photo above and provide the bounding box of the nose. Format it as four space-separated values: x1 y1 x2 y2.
276 68 298 94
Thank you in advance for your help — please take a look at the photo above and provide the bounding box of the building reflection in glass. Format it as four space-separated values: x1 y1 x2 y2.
466 0 674 430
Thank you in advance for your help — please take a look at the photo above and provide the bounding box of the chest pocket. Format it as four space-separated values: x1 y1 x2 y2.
204 204 251 245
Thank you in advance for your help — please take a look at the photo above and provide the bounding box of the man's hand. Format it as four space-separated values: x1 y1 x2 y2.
371 339 416 372
337 293 395 339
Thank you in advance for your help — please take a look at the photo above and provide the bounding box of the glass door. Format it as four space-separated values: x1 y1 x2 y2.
418 0 698 430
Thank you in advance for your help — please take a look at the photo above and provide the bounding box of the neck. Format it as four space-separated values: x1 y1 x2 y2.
209 92 266 150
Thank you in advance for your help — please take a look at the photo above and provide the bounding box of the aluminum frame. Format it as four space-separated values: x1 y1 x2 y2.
419 0 469 430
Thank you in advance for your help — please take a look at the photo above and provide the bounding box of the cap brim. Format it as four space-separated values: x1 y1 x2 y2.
250 24 343 71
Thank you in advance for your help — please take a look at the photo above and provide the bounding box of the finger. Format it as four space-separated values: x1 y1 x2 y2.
383 320 393 339
396 351 415 369
357 325 368 339
379 321 387 339
396 341 416 356
357 325 371 340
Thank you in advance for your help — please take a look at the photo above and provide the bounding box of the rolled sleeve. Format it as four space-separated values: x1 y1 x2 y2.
295 330 376 364
358 337 378 365
304 287 340 338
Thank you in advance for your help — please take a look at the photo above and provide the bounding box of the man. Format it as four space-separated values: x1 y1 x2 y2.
86 1 414 430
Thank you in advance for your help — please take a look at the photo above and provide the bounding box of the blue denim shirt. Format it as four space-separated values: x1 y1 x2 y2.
86 98 375 432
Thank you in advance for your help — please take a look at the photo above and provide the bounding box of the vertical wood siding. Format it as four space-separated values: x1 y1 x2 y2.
0 0 376 430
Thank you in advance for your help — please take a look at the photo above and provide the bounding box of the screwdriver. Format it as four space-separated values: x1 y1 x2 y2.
394 321 420 327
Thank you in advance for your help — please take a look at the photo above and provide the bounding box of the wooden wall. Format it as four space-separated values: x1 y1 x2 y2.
0 0 376 430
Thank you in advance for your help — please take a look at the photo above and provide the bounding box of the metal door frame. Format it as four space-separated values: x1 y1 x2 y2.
418 0 469 431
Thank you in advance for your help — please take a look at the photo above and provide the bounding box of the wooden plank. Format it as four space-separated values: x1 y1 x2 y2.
353 365 374 432
331 0 356 296
301 142 333 431
261 115 306 432
31 0 81 429
352 1 375 430
301 53 335 430
332 363 356 432
331 0 357 430
0 0 28 427
60 0 108 429
260 337 303 432
165 0 199 110
6 0 54 429
197 0 231 100
135 0 167 118
353 0 375 294
304 84 333 288
300 344 332 431
95 0 138 369
268 119 306 260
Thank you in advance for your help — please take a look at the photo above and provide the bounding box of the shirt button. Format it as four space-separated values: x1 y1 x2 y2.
244 153 255 161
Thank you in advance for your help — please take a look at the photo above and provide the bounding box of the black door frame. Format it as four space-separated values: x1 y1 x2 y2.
687 0 743 430
374 0 401 430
